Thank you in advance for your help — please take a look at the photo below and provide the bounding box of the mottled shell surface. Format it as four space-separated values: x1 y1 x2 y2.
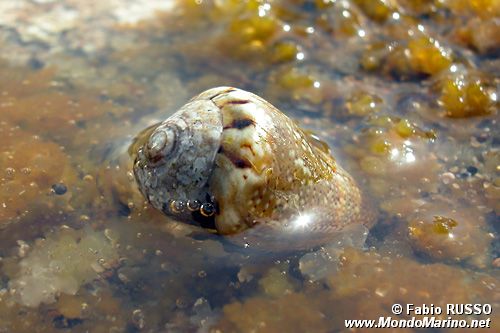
133 87 375 250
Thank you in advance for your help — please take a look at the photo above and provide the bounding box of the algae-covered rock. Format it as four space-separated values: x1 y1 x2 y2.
8 226 118 307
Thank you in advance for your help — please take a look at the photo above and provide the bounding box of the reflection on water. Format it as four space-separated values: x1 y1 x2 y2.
0 0 498 332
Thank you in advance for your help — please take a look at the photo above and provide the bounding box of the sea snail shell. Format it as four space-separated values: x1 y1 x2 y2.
133 87 375 250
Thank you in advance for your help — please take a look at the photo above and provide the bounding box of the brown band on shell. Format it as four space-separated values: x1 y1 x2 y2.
218 146 252 169
207 87 237 101
221 99 250 106
223 118 255 130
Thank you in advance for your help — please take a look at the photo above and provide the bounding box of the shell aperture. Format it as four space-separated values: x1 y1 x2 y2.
133 87 375 250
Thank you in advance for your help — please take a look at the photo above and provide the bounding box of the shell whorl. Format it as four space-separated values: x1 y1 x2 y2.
133 87 375 250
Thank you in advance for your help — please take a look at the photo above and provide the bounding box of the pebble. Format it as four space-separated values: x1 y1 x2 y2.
441 172 455 185
131 309 145 329
52 183 67 195
493 258 500 268
466 166 478 176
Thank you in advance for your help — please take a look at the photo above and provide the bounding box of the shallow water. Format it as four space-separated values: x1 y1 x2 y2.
0 0 498 332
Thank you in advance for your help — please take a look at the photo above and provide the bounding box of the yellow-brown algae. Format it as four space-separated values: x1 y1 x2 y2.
408 201 494 268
